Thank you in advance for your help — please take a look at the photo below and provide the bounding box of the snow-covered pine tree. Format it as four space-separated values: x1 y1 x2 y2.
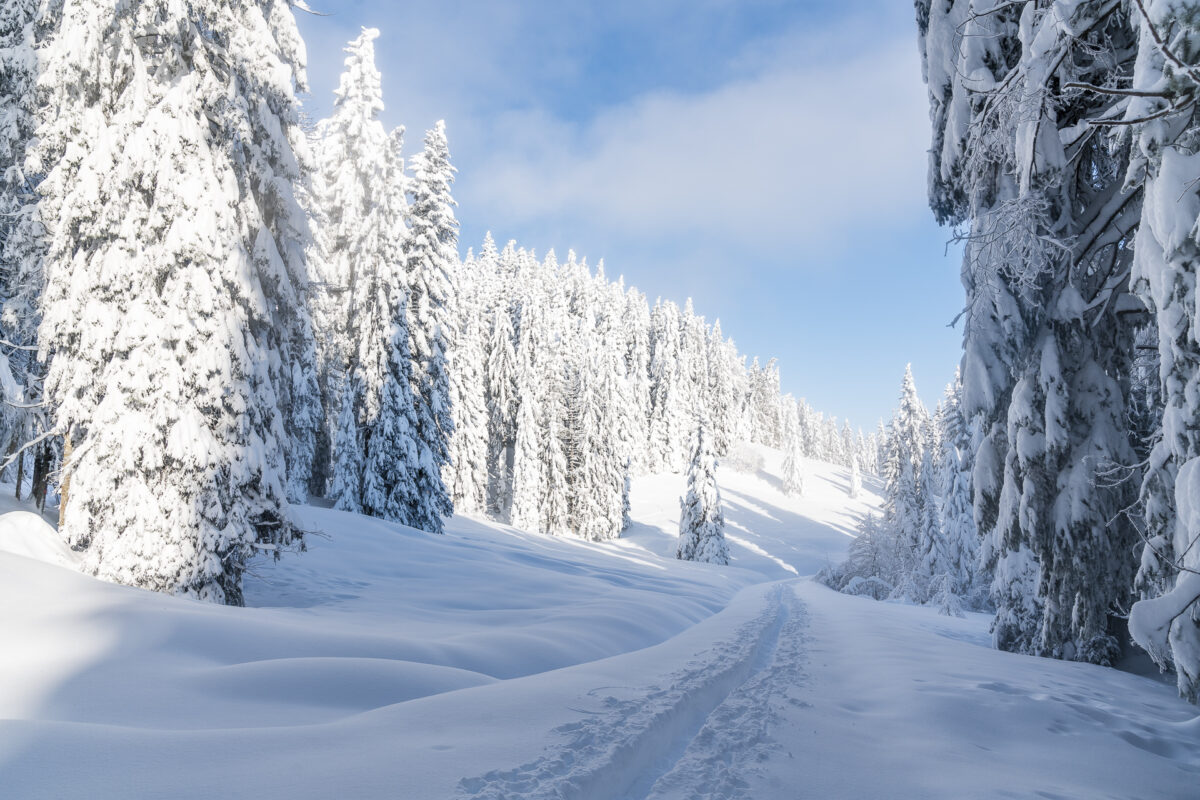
485 302 518 517
705 320 741 457
875 420 888 477
648 299 685 471
604 279 641 480
913 445 944 601
622 289 652 472
444 262 489 514
748 357 783 447
509 297 545 533
536 258 574 536
313 41 424 527
824 417 844 468
782 400 805 496
840 421 855 469
280 302 322 505
893 365 928 470
357 278 423 525
880 367 930 584
918 0 1141 663
621 457 633 532
857 430 873 476
354 130 425 526
676 423 729 565
539 382 571 536
1123 0 1200 699
679 299 708 430
850 454 862 499
37 0 316 604
936 375 979 602
832 515 894 599
0 0 45 489
401 121 458 533
328 378 364 514
309 27 393 498
566 346 626 542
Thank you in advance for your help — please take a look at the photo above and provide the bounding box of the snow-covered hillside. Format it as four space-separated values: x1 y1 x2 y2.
1 449 1197 798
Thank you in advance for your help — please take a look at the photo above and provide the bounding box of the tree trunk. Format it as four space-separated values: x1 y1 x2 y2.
58 430 72 529
32 442 50 512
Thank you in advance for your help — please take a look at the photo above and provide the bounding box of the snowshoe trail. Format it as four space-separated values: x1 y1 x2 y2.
457 582 808 800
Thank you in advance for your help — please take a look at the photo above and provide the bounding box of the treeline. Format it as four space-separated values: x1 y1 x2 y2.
0 14 866 605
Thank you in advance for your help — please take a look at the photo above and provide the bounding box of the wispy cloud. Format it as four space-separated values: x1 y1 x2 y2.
460 34 928 262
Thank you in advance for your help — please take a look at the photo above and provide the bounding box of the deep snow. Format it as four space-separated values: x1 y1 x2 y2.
1 448 1197 798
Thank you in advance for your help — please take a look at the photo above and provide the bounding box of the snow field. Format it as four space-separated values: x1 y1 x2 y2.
1 450 1198 798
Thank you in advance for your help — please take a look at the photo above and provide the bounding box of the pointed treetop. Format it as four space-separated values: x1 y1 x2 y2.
481 231 498 259
333 28 384 116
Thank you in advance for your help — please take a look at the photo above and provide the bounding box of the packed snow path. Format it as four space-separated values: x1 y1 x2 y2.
2 453 1199 798
459 582 808 800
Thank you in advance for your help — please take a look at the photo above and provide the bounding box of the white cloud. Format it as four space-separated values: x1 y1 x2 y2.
460 31 930 260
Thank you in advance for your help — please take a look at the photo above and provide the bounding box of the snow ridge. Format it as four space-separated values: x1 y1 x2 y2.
457 583 803 800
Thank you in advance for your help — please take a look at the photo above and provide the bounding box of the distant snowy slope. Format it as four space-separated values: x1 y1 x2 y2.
2 449 1198 799
622 445 877 578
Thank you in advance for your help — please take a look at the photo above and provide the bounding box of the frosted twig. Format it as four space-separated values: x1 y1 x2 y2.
1132 0 1200 88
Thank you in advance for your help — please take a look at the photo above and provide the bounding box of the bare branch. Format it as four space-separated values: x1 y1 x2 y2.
1064 81 1171 98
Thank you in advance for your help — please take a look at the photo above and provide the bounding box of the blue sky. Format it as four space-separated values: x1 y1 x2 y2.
296 0 963 429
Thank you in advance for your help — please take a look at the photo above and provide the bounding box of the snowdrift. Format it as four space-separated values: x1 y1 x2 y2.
1 448 1198 798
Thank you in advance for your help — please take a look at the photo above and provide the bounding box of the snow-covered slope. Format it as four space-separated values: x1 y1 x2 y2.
1 449 1197 798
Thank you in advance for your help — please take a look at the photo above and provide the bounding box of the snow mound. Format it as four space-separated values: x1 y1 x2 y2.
0 507 76 569
2 450 1198 798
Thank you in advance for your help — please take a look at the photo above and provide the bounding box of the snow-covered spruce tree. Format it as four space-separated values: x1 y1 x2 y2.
509 298 545 533
936 375 980 602
353 131 425 526
535 264 573 536
676 423 729 565
444 256 489 514
328 377 364 513
705 319 742 457
893 365 928 473
485 302 518 517
849 454 862 499
912 446 945 601
309 27 392 498
1123 0 1200 700
856 429 872 475
881 367 929 583
748 357 783 447
844 422 856 467
539 380 571 536
621 457 633 532
36 0 317 604
0 0 46 489
679 299 708 427
401 121 457 533
281 299 322 505
824 417 844 467
874 420 888 477
782 401 805 496
622 289 652 472
312 41 425 527
566 342 627 542
648 299 685 472
918 0 1141 663
820 514 894 600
